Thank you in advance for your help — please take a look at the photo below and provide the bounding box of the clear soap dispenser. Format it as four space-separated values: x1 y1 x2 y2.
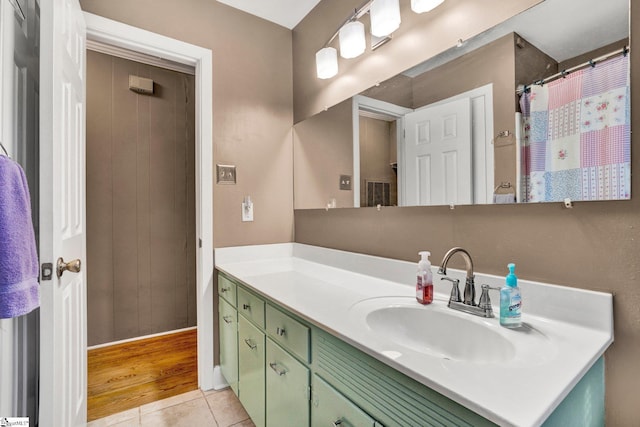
500 263 522 327
416 251 433 305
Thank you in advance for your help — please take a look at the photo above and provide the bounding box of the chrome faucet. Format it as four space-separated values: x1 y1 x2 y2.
438 247 495 318
438 247 475 305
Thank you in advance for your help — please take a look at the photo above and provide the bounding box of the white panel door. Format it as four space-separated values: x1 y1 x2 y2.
39 0 87 426
404 98 472 206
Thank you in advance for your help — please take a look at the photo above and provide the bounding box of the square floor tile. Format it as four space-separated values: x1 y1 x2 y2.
87 407 139 427
206 389 250 427
140 397 215 426
139 389 204 415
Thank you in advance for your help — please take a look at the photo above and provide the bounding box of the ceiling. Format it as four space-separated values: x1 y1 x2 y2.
216 0 322 29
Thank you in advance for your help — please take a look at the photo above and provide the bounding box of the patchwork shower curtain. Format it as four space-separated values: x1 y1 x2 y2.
520 54 630 202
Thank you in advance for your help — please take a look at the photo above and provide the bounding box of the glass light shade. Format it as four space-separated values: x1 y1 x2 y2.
370 0 401 37
411 0 445 13
316 47 338 79
339 21 366 59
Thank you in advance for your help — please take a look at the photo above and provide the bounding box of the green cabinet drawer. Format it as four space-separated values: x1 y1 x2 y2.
312 374 378 427
266 338 310 427
266 304 310 363
238 316 266 427
218 274 237 307
238 287 265 328
219 298 238 396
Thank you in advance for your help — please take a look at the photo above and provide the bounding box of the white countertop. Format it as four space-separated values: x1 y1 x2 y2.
215 243 613 427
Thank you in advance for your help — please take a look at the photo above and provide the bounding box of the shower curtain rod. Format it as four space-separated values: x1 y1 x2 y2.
516 45 629 95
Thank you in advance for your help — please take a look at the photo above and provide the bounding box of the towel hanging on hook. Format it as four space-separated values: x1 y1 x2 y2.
493 182 516 204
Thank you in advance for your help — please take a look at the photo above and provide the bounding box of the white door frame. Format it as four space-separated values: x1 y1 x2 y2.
352 95 413 207
83 13 217 390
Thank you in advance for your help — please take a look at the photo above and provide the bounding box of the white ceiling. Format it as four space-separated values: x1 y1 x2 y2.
216 0 322 29
405 0 628 77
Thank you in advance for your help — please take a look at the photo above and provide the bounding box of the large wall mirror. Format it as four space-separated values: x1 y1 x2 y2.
293 0 630 209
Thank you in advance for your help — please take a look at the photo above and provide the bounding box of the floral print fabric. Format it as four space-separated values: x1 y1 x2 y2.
520 55 630 202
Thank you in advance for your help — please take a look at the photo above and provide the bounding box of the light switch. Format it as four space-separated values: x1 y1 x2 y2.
217 164 236 184
340 175 352 190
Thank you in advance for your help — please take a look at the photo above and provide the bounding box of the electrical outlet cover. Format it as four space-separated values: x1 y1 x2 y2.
242 202 254 222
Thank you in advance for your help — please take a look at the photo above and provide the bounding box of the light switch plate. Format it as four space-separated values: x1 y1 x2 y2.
340 175 352 190
217 164 236 184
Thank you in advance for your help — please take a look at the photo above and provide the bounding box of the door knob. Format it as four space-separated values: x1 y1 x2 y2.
56 257 81 278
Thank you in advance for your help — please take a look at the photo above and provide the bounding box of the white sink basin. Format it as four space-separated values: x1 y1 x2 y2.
349 297 556 366
366 304 516 364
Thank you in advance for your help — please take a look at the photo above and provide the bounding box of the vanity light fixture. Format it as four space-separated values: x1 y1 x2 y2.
315 0 446 79
370 0 401 37
339 21 366 58
316 47 338 79
411 0 444 13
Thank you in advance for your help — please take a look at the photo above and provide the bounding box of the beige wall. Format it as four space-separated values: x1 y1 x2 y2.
293 99 353 209
293 0 543 122
294 3 639 426
86 51 197 345
81 0 294 249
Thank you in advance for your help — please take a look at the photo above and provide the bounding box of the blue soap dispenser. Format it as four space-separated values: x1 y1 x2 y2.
500 263 522 328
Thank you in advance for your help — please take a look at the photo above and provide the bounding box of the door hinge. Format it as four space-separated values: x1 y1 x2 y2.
41 263 53 281
199 238 202 248
307 385 312 401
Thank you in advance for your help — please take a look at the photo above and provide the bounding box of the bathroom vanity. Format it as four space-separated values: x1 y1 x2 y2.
215 244 613 427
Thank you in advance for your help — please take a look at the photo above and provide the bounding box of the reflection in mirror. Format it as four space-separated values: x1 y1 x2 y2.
293 0 630 209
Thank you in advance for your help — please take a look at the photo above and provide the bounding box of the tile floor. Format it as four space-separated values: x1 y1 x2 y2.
87 388 254 427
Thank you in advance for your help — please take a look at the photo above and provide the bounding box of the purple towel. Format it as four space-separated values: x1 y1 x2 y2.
0 156 39 318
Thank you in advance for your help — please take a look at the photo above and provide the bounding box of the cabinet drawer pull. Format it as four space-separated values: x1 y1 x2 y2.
222 316 233 324
242 303 251 310
269 362 287 376
220 287 229 293
276 327 286 336
244 339 257 350
332 420 342 427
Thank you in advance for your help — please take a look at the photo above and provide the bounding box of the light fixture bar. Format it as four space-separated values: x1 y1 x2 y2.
322 0 373 49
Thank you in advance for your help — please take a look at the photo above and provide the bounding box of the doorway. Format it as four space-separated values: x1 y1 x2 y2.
84 48 198 420
83 15 216 402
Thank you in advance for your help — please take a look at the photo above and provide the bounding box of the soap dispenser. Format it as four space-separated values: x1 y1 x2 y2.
416 251 433 305
500 263 522 328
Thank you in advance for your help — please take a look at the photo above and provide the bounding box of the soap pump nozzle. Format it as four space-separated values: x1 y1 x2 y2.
506 263 517 288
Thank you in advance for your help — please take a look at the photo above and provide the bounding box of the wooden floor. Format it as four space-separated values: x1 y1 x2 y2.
87 328 198 422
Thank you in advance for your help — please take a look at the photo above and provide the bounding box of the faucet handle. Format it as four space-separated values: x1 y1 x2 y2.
478 285 500 310
441 277 461 303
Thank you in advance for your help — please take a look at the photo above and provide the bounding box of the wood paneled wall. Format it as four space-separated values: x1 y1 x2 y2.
86 50 196 346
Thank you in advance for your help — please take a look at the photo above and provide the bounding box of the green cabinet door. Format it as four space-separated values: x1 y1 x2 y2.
312 375 378 427
238 315 266 427
219 298 238 395
266 338 310 427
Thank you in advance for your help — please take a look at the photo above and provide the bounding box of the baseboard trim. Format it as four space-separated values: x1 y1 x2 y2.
87 326 197 351
212 365 229 391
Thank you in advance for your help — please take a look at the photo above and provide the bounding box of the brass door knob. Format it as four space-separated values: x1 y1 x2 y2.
56 257 81 278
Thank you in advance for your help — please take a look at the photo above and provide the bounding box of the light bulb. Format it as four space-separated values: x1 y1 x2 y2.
315 47 338 79
370 0 401 37
411 0 445 14
339 21 366 59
